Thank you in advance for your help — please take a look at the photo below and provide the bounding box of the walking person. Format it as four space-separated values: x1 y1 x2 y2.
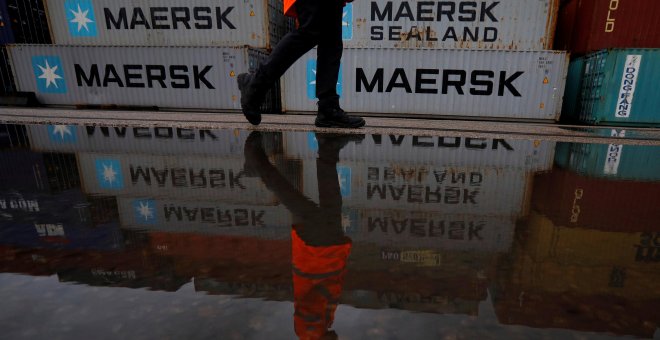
237 0 365 128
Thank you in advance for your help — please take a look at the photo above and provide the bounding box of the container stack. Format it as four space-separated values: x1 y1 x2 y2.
6 0 293 112
557 0 660 126
0 0 51 94
282 0 568 121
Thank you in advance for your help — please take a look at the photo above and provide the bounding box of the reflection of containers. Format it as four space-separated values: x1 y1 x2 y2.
8 45 278 111
27 124 282 157
282 48 568 120
563 49 660 126
285 131 555 172
302 160 532 216
554 0 660 55
555 138 660 181
343 0 559 50
533 167 660 232
351 209 515 253
117 197 292 239
44 0 292 49
0 151 49 191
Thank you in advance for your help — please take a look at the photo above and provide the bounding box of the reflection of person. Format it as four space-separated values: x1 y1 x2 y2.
244 132 362 339
237 0 365 129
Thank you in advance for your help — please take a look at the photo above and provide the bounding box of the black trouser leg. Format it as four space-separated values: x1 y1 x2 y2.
315 0 343 109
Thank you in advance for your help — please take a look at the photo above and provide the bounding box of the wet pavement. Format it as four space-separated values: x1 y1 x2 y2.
1 121 659 339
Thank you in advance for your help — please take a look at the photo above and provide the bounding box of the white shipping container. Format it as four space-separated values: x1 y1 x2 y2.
343 0 559 50
117 197 292 239
348 209 515 253
285 131 555 171
302 160 531 216
27 124 281 157
282 48 568 119
45 0 293 48
78 152 278 205
8 45 271 111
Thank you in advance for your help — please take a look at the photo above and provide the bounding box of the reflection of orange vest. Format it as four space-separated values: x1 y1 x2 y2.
291 229 351 340
283 0 297 18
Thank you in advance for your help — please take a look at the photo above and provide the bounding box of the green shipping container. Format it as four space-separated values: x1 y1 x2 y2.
564 49 660 127
554 133 660 181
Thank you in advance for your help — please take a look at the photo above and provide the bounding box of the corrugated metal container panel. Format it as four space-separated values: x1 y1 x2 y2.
565 49 660 126
0 151 49 192
77 152 279 205
0 46 14 93
27 124 283 157
344 0 559 50
554 0 660 55
284 131 555 171
555 136 660 181
0 0 14 44
8 45 278 112
117 198 292 239
559 56 582 120
532 167 660 232
282 48 569 120
3 0 51 44
349 210 514 253
44 0 293 48
302 159 531 216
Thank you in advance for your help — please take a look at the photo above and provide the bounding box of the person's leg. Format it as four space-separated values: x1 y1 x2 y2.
238 0 326 125
314 0 343 111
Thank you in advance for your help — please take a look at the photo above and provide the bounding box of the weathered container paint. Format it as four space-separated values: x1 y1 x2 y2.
44 0 292 49
349 209 514 252
532 167 660 232
555 0 660 55
117 198 292 239
301 159 532 216
27 124 282 157
555 135 660 181
77 153 279 205
284 131 555 171
344 0 559 50
282 48 568 120
8 45 278 111
564 49 660 126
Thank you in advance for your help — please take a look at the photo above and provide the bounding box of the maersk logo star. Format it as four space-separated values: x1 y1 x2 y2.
94 158 124 189
47 125 77 143
306 59 342 100
64 0 98 37
132 199 157 224
342 4 353 40
31 56 67 94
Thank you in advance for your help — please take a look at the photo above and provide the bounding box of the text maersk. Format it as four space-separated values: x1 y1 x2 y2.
370 1 499 42
104 6 235 30
357 68 523 96
75 64 215 89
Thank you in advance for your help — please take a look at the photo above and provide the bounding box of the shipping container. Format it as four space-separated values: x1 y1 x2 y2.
554 0 660 55
0 150 49 191
301 159 532 216
285 131 555 171
344 0 559 50
8 45 279 112
27 124 283 157
350 209 515 252
117 197 292 239
2 0 51 44
564 49 660 126
282 48 568 120
0 46 14 93
555 137 660 181
533 167 660 232
44 0 292 49
77 152 280 205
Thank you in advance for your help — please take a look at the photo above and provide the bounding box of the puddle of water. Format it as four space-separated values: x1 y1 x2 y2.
1 123 658 339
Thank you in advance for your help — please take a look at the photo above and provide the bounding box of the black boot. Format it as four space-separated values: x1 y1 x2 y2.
315 105 365 128
237 73 264 126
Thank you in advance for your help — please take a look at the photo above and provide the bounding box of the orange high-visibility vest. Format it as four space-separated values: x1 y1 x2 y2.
283 0 297 18
291 229 351 339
